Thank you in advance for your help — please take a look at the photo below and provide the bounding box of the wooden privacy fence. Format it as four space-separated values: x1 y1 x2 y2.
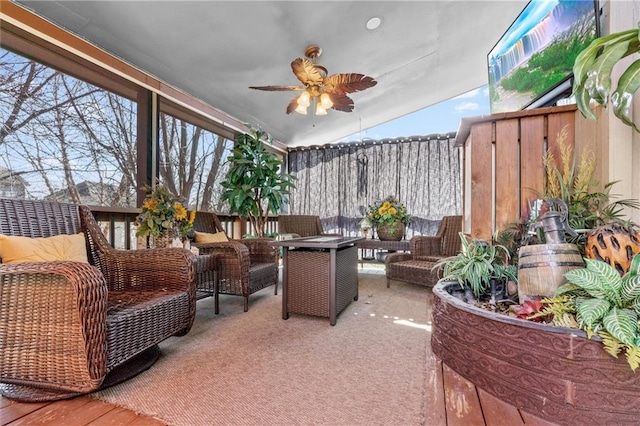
456 105 601 241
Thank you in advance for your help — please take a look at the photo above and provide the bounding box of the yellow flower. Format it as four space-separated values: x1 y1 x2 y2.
188 209 196 224
143 199 158 210
174 203 187 221
367 196 411 226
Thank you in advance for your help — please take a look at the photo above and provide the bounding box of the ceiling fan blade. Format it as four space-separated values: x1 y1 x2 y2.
291 57 324 86
329 93 355 112
286 96 300 114
249 85 305 92
323 73 377 95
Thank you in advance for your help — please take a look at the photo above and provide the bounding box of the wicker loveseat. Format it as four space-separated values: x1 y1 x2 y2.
0 198 197 402
192 211 278 313
385 215 462 288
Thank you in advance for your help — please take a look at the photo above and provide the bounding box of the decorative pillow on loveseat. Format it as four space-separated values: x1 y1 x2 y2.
0 233 88 264
194 231 229 243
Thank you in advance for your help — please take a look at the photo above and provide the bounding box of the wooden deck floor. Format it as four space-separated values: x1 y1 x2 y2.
1 358 557 426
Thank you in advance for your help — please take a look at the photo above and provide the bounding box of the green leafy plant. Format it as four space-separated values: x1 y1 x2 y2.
135 184 195 239
220 129 295 238
496 199 544 268
434 233 516 300
573 25 640 131
539 126 639 250
526 295 578 328
550 254 640 371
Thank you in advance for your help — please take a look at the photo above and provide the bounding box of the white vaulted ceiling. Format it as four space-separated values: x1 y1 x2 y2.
12 0 529 147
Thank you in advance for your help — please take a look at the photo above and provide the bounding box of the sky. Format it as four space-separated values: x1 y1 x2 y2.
341 85 490 142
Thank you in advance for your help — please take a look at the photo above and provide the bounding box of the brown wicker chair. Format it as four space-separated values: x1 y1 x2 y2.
277 215 340 238
385 215 462 288
0 198 198 402
192 211 278 313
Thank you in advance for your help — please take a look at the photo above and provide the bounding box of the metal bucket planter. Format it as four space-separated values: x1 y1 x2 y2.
432 281 640 426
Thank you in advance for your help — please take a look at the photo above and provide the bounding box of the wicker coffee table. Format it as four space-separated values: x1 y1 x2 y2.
269 236 363 326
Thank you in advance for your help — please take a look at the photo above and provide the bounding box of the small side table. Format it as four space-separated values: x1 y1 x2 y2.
191 252 219 312
269 236 363 326
357 239 410 267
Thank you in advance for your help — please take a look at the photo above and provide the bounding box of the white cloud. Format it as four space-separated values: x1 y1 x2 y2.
454 88 481 99
454 102 480 113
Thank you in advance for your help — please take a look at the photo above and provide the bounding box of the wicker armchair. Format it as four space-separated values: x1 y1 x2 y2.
277 215 340 238
385 215 462 288
192 211 278 313
0 198 197 402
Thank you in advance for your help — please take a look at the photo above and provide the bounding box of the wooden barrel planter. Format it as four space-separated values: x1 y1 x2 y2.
517 243 585 302
432 281 640 426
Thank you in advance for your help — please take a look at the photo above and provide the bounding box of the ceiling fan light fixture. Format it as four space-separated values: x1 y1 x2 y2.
315 104 328 115
249 45 377 116
320 93 333 109
297 90 311 107
295 104 308 115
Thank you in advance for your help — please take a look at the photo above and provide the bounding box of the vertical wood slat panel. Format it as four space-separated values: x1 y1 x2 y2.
459 106 583 240
470 122 493 240
495 119 520 234
519 116 546 215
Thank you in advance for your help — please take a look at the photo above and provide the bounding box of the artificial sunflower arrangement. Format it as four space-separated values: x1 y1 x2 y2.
135 184 196 239
367 196 411 226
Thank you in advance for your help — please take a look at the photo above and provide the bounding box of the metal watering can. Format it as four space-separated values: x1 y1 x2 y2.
532 198 578 244
518 198 584 303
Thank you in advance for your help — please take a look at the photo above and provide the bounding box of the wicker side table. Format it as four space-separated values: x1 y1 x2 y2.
192 253 219 309
357 239 410 266
269 236 363 326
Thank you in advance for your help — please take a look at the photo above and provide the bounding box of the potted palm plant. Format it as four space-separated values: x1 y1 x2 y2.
220 128 295 238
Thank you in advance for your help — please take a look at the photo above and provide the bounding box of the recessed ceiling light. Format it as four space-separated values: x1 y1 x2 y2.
366 17 381 31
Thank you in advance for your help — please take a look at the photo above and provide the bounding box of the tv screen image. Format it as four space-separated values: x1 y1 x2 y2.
488 0 598 114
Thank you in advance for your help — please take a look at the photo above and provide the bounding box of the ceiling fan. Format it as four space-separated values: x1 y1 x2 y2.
249 45 377 115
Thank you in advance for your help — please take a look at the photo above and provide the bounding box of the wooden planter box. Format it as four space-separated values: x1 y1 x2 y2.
432 281 640 426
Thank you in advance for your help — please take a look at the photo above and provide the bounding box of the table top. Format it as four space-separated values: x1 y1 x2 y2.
269 236 364 249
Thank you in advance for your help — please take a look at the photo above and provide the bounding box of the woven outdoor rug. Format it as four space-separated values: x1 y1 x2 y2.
93 269 431 426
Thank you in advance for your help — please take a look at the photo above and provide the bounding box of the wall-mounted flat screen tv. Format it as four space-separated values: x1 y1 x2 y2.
488 0 599 114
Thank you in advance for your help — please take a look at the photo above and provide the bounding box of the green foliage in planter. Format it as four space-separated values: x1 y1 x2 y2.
434 232 516 300
550 254 640 371
573 26 640 131
220 129 295 237
499 126 639 261
541 126 639 235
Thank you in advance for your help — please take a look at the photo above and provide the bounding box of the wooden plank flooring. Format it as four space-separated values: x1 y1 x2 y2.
1 359 557 426
0 395 166 426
